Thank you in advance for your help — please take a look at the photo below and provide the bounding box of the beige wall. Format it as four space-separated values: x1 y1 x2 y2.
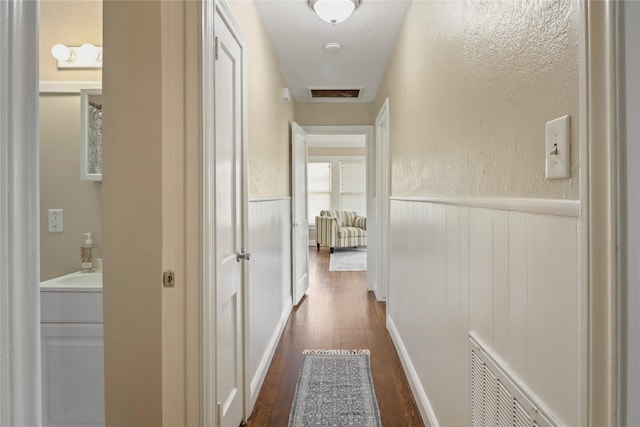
308 147 365 157
374 0 580 199
103 1 163 426
295 102 374 126
39 1 103 281
39 0 102 81
228 0 295 198
102 1 203 425
39 95 103 280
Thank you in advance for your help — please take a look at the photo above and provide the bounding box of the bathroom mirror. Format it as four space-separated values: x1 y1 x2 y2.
80 88 103 181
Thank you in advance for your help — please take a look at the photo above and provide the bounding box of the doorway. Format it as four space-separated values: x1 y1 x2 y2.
299 125 376 293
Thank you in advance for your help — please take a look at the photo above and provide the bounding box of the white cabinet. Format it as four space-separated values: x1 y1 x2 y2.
40 285 104 427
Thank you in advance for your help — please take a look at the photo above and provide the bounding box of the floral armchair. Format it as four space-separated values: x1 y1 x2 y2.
315 210 366 253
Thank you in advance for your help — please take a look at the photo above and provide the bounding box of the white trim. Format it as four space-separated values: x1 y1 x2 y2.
248 305 291 409
387 316 438 427
583 2 618 425
249 196 291 203
79 88 103 181
201 0 216 425
306 133 366 148
303 125 374 136
308 156 365 162
389 196 581 218
301 125 376 293
38 80 102 93
0 1 42 425
375 99 389 302
577 1 589 425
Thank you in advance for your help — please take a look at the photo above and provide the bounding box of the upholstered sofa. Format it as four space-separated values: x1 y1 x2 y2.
315 210 366 253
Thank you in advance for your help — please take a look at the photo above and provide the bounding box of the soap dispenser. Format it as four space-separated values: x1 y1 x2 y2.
81 232 96 273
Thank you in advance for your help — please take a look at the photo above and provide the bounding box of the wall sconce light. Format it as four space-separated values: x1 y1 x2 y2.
308 0 361 25
51 43 102 69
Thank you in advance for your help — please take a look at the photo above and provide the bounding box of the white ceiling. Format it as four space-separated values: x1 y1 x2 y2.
253 0 411 103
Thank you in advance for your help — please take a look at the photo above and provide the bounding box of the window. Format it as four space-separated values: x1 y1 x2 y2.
340 161 366 214
307 162 332 222
307 157 366 225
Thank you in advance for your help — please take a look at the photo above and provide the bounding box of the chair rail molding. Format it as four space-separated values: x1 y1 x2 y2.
0 1 42 426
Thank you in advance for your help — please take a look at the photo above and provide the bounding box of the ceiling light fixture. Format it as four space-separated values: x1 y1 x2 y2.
309 0 361 25
324 42 342 52
51 43 103 69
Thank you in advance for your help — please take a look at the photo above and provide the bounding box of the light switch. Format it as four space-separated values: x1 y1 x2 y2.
545 115 571 179
48 209 63 232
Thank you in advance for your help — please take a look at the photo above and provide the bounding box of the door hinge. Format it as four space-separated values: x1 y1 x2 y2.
214 36 219 60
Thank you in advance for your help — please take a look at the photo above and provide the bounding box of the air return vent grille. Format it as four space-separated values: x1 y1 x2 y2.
308 88 362 99
469 335 558 427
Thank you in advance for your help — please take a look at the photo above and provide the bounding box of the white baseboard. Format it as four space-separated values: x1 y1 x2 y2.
249 304 292 410
309 239 316 247
387 315 439 427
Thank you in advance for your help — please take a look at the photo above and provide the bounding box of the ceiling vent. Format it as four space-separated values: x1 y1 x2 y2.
308 88 362 99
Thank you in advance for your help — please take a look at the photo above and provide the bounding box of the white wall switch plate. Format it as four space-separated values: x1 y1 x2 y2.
48 209 63 232
545 115 571 179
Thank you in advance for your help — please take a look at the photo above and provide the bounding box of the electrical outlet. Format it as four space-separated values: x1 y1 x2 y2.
48 209 63 232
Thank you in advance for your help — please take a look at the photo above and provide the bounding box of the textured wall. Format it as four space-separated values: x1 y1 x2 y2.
375 0 580 199
228 0 295 197
295 102 375 126
39 0 102 81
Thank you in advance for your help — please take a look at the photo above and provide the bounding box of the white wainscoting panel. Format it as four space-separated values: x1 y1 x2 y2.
247 198 292 411
388 198 581 427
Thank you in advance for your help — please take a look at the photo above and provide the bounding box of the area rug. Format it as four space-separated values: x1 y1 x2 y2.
288 349 382 427
329 248 367 272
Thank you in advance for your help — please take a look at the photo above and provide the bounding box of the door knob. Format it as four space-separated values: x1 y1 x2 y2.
236 249 251 262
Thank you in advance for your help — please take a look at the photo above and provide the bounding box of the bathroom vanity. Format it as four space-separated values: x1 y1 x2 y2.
40 271 104 427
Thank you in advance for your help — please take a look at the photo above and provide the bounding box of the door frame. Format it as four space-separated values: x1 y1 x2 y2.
617 2 640 424
581 2 618 425
0 1 42 426
302 125 375 291
201 0 249 424
374 99 390 302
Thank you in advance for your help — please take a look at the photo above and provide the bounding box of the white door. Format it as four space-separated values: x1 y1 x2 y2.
291 123 309 305
215 12 244 427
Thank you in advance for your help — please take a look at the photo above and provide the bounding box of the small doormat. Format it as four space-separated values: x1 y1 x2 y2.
329 248 367 272
288 349 382 427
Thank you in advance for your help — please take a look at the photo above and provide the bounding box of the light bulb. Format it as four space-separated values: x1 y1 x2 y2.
79 43 100 61
313 0 356 25
51 44 72 61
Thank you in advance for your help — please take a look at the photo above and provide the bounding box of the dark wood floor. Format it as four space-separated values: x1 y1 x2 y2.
243 248 424 427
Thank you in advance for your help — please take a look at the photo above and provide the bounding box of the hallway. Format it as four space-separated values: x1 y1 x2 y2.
244 248 423 426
